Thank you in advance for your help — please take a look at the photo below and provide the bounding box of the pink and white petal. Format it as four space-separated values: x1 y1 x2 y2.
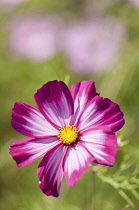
11 102 58 138
70 80 97 110
76 96 124 132
9 136 60 168
63 143 94 187
75 96 104 130
79 129 117 166
38 144 66 197
80 127 117 148
34 80 74 128
70 81 98 125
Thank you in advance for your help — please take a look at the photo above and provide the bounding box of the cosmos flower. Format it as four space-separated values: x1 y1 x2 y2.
9 80 124 197
7 13 61 62
61 16 125 75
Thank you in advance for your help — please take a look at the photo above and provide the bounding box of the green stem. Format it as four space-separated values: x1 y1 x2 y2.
86 170 95 210
118 190 135 208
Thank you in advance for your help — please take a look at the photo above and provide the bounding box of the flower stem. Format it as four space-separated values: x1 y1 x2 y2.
86 169 96 210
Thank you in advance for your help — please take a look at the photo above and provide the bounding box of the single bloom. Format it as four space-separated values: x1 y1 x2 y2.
10 80 125 197
7 13 61 62
61 16 125 75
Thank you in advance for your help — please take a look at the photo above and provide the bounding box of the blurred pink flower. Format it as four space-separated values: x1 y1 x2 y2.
10 80 124 197
7 13 61 62
61 16 125 74
0 0 27 10
128 0 139 7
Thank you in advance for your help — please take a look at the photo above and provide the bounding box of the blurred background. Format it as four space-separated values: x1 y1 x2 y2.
0 0 139 209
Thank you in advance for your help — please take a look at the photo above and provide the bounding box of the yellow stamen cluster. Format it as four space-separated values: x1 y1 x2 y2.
58 125 79 145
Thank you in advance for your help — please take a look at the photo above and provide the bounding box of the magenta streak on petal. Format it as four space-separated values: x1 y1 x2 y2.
75 96 104 130
91 98 125 132
9 136 60 168
11 102 58 138
79 129 117 166
70 80 99 125
63 142 94 187
76 95 124 133
38 143 67 197
70 80 97 110
34 80 74 128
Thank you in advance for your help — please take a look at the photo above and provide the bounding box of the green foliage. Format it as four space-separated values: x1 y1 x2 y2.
92 138 139 209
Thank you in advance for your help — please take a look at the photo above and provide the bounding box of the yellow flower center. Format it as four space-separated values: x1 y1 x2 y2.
58 125 79 145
